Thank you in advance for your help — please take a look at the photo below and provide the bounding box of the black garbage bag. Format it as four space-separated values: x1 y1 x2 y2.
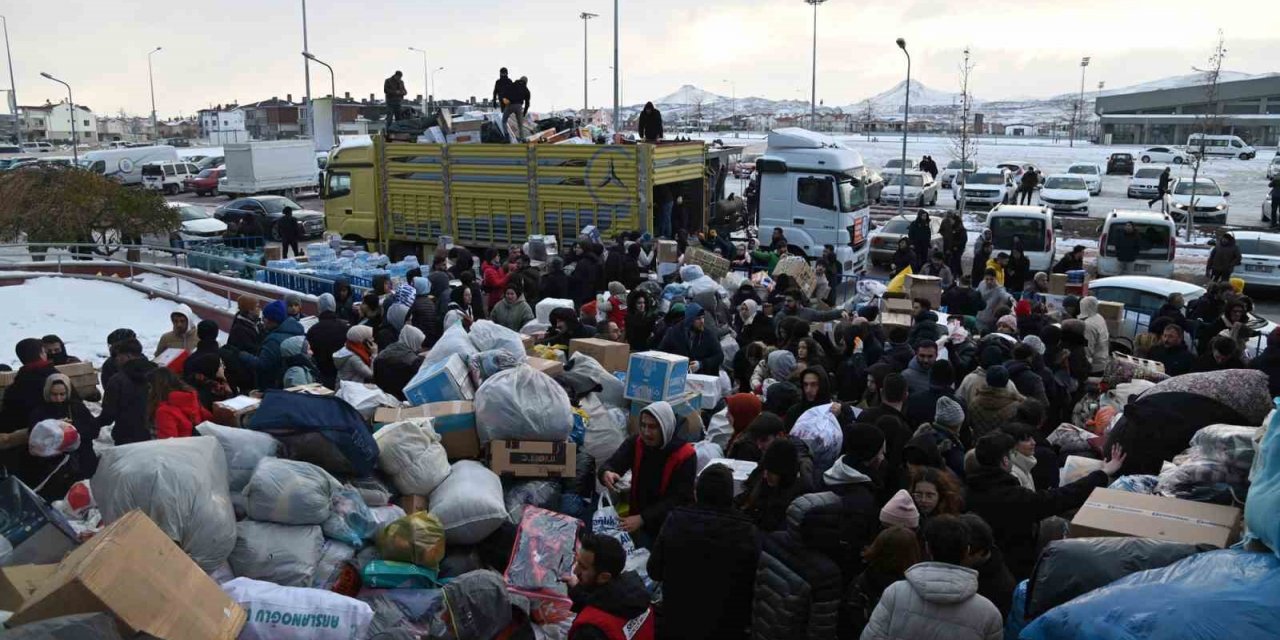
1025 536 1214 619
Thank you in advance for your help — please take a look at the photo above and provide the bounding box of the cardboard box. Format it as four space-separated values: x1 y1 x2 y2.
1049 273 1068 295
527 357 565 377
906 274 943 309
446 132 481 144
55 363 100 400
397 495 429 514
452 119 484 133
685 246 731 279
1097 301 1125 322
657 239 679 264
883 297 913 314
404 354 475 406
1069 488 1242 548
685 373 721 408
9 510 247 639
488 440 577 478
285 383 335 396
0 564 57 612
152 348 187 369
624 351 690 402
374 401 480 460
570 338 630 374
212 396 260 428
0 476 80 567
880 311 914 331
773 255 817 296
521 334 535 355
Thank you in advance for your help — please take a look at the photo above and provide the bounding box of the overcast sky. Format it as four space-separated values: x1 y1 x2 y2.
2 0 1275 118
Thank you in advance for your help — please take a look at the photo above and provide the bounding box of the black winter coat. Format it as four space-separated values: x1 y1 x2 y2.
637 108 664 141
1253 345 1280 398
752 493 844 640
306 312 349 387
569 254 604 307
975 546 1018 619
99 358 158 446
599 435 696 541
1149 342 1195 377
1004 254 1031 294
659 322 724 377
878 341 914 373
856 404 913 502
540 270 569 302
1114 230 1141 263
373 347 423 401
0 362 56 436
569 572 652 640
941 286 984 317
29 399 99 498
410 295 443 350
647 505 759 640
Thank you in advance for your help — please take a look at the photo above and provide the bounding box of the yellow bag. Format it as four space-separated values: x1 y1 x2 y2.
886 266 913 293
377 511 446 569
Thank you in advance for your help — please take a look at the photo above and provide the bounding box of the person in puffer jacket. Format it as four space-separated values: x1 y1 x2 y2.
751 492 845 640
860 515 1002 640
147 367 212 439
1078 296 1111 375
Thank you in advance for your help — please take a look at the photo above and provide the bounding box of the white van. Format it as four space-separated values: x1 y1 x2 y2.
1187 134 1257 160
141 160 201 194
1096 210 1177 278
987 204 1057 272
77 145 179 186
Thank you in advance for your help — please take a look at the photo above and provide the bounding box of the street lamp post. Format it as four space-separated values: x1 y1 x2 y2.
148 47 162 141
612 0 619 132
301 52 337 144
39 72 75 164
408 47 428 115
430 67 444 109
1 16 21 145
1095 80 1105 142
804 0 827 130
895 38 910 218
1071 56 1090 148
300 0 313 139
580 12 598 114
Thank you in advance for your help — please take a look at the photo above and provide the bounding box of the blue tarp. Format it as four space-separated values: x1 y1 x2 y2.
249 390 379 477
1243 398 1280 558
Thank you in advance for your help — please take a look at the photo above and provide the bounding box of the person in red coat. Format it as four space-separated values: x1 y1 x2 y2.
148 367 212 439
481 249 511 310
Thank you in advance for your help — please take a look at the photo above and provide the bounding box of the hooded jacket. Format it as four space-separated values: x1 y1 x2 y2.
30 375 100 484
1207 235 1242 275
569 571 655 640
1003 360 1047 407
658 302 725 376
900 355 934 396
821 456 881 577
599 401 696 540
861 562 1003 640
975 281 1012 332
307 295 349 387
99 358 158 445
279 335 321 388
154 304 200 356
374 325 425 400
490 294 534 332
408 277 442 350
569 251 604 307
154 389 211 439
238 316 305 390
481 261 510 309
1078 297 1110 373
625 290 659 352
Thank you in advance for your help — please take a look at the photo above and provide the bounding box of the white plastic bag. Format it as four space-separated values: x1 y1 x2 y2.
1060 455 1104 486
93 436 236 572
535 298 575 325
28 419 79 457
694 441 724 474
335 381 401 421
720 336 739 369
474 365 574 444
196 422 280 492
581 394 628 464
469 320 529 362
422 323 479 368
790 404 845 473
428 460 507 545
568 352 625 408
222 577 373 640
373 418 452 495
228 520 324 587
591 495 655 591
703 407 732 449
243 458 341 526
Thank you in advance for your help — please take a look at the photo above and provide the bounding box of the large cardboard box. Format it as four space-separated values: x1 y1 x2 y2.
488 440 577 478
0 564 57 612
54 362 98 401
880 311 914 331
374 401 480 460
404 354 475 406
9 510 247 639
570 338 630 373
882 297 913 314
212 395 260 428
685 246 731 279
1069 488 1242 548
521 334 535 355
1097 300 1124 337
656 240 679 264
527 357 565 377
152 348 188 372
1049 273 1068 295
906 274 943 309
773 255 817 297
624 351 690 402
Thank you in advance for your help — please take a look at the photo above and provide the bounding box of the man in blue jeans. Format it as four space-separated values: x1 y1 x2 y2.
656 185 674 239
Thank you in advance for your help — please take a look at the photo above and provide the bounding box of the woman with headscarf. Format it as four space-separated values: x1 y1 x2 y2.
625 289 659 352
378 302 409 351
29 373 99 486
279 336 321 388
722 392 763 455
732 341 769 395
375 325 426 400
751 348 796 393
734 299 774 347
450 282 481 324
334 325 376 383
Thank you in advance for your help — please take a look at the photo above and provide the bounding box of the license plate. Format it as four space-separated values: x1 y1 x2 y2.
1246 264 1273 273
1133 263 1149 273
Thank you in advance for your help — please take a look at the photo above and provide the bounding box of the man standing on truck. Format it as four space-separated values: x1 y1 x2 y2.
501 76 531 143
492 67 513 109
278 207 301 258
384 71 408 124
638 102 664 142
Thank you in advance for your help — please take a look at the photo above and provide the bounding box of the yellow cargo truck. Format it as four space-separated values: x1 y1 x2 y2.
321 135 707 255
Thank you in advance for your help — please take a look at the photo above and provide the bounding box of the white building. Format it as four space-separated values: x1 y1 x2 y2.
19 101 98 143
1003 124 1039 137
198 107 249 144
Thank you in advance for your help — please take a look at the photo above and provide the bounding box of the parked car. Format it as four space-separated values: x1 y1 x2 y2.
1065 162 1104 195
0 145 20 154
879 170 940 207
20 142 53 154
1232 231 1280 288
184 168 225 197
1096 210 1177 278
141 161 201 195
939 159 977 189
732 161 756 179
1168 177 1229 224
1139 146 1188 164
957 167 1015 209
214 195 326 240
0 156 35 171
1038 174 1091 215
995 161 1042 184
168 202 228 243
1267 155 1280 180
867 213 942 267
195 155 225 171
1126 165 1172 199
883 158 920 172
1106 152 1135 175
987 204 1057 272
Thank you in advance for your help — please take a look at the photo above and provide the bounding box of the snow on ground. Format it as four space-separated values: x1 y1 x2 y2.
128 272 239 310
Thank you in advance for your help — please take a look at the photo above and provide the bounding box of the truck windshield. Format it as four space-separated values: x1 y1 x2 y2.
837 178 866 212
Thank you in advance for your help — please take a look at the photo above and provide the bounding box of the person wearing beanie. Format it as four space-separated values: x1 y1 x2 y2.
307 292 350 389
956 345 1017 407
235 298 304 391
600 400 696 544
880 489 920 529
284 293 304 320
181 351 233 411
191 320 220 359
995 314 1019 336
333 325 376 384
100 328 138 389
648 463 760 640
154 304 199 357
738 438 805 532
908 395 968 481
903 433 945 472
229 297 263 356
968 365 1024 440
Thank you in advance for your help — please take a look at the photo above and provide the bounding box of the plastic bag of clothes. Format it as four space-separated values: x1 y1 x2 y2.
1025 536 1213 619
358 588 446 639
312 539 359 591
504 507 582 591
228 520 324 587
535 298 575 325
1020 549 1280 640
373 418 451 496
335 382 401 421
250 390 380 477
790 404 844 474
243 458 340 526
469 320 529 362
1108 474 1159 494
1048 423 1100 456
567 352 626 408
0 613 122 640
1244 400 1280 556
504 480 563 523
349 477 392 507
421 323 478 369
429 461 507 545
93 437 236 572
370 504 406 529
377 510 446 569
439 570 512 640
1155 425 1258 501
28 419 80 457
1005 580 1029 640
222 576 374 640
322 487 377 546
694 441 724 474
468 349 520 386
507 589 575 640
475 365 574 444
361 560 441 588
196 422 280 492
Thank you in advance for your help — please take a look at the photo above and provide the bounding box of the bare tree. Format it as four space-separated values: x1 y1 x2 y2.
949 47 977 217
861 99 875 141
1183 31 1227 242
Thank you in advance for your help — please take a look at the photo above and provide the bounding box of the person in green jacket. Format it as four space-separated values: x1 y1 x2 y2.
490 283 535 332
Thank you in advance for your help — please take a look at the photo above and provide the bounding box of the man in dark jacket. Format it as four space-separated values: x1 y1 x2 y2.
878 325 914 373
98 338 157 446
1113 222 1141 274
491 67 513 108
941 275 984 317
858 374 914 504
658 302 724 376
638 102 664 142
648 464 758 640
1004 343 1048 407
500 76 531 143
99 328 136 389
569 244 604 307
1147 323 1194 377
569 534 656 640
1051 245 1086 274
39 335 78 366
941 211 967 277
1148 167 1171 212
278 207 300 258
383 70 407 124
907 211 932 271
236 300 305 390
511 254 543 305
600 401 695 544
0 339 60 478
965 432 1125 580
1206 232 1242 282
820 422 884 580
1018 168 1039 205
540 256 569 302
307 292 350 388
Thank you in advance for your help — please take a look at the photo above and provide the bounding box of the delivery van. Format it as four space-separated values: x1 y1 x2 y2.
1096 210 1177 278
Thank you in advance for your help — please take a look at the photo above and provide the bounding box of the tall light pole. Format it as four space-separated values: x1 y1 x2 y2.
1 16 21 144
430 67 444 108
804 0 826 130
147 47 162 141
895 38 910 218
580 12 598 113
301 52 336 144
1095 80 1105 141
300 0 312 139
612 0 619 132
408 47 428 115
39 72 75 164
1070 56 1090 148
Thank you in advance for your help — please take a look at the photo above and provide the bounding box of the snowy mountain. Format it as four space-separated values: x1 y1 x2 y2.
855 80 965 109
655 85 729 106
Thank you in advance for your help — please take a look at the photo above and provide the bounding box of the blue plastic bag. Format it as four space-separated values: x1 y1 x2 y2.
1243 398 1280 558
1020 549 1280 640
1005 579 1029 640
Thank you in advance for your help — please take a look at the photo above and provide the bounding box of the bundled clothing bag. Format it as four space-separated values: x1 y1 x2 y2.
373 418 451 496
195 422 280 493
222 577 374 640
228 520 325 587
428 460 507 544
474 365 574 443
250 390 380 477
243 458 341 526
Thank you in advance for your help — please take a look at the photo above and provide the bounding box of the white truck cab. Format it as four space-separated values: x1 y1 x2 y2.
754 128 872 275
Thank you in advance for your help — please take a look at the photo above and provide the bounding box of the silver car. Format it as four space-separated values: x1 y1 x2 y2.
1234 231 1280 288
867 214 943 267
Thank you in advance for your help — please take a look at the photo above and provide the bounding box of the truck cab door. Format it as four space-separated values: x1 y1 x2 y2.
792 175 839 254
